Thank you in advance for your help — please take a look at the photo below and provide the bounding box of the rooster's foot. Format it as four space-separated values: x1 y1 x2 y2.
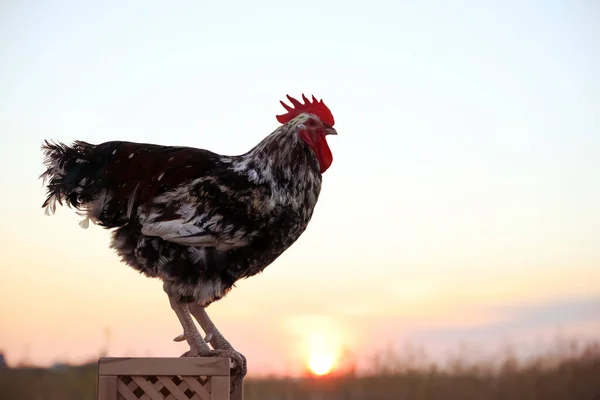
210 349 246 389
174 333 212 344
178 344 246 390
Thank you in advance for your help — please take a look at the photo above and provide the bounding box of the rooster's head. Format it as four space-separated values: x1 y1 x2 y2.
276 94 337 173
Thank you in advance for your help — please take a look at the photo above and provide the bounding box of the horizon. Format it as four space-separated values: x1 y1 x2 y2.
1 0 599 378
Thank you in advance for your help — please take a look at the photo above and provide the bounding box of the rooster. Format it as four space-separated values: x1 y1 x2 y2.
40 94 337 386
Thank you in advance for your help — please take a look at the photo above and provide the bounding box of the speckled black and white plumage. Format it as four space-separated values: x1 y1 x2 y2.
41 95 337 383
40 113 327 307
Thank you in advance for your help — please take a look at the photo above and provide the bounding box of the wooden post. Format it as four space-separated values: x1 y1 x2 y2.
96 357 243 400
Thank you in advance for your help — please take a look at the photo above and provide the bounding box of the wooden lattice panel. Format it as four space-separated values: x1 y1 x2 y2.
97 357 243 400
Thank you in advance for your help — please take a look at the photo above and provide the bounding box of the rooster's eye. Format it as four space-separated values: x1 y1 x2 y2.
307 120 316 126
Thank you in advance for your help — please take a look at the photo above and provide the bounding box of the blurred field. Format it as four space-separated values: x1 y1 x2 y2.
1 339 599 400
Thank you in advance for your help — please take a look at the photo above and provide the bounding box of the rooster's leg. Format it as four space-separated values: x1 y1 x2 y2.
188 303 247 384
167 293 211 356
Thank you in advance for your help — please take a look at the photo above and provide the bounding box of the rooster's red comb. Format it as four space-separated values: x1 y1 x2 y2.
276 94 335 126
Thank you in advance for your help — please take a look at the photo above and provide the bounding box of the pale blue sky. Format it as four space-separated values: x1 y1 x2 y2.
0 0 599 372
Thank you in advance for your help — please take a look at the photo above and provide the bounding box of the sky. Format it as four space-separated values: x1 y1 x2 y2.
0 0 599 376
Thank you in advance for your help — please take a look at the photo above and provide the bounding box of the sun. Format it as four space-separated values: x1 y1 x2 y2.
308 353 336 376
284 315 350 377
304 331 341 376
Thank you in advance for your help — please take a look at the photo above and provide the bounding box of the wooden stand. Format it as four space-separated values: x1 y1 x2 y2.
97 357 243 400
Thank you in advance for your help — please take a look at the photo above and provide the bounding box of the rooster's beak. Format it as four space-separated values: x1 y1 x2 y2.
324 127 338 136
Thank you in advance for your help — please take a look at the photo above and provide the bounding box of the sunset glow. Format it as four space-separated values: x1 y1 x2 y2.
1 0 600 379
